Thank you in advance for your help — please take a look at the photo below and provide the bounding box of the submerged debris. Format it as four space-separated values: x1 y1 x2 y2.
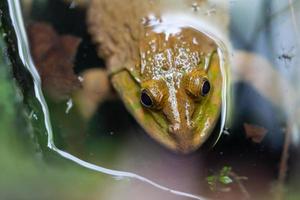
277 47 295 68
207 166 233 192
278 53 293 62
244 123 268 143
27 22 81 101
207 166 249 199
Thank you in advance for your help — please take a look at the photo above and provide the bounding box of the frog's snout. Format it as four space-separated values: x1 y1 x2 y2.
168 122 195 134
168 124 197 153
160 89 199 153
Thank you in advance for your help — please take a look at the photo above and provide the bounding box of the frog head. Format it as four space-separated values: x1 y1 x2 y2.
140 66 213 152
111 27 224 153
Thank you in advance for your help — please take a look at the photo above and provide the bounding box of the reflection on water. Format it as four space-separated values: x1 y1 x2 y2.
1 0 300 199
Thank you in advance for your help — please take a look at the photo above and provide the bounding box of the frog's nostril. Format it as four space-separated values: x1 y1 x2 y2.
167 124 196 153
168 124 180 134
189 121 196 130
168 124 194 135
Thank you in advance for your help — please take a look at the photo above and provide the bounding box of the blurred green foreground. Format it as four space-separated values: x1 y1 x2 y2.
0 32 112 200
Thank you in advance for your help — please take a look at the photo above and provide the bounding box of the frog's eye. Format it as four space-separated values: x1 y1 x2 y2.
141 89 154 108
185 70 211 99
201 79 211 96
140 80 166 109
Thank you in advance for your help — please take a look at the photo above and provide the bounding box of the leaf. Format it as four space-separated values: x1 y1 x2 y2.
219 176 233 185
220 166 232 177
206 175 217 184
206 175 217 191
27 22 82 101
244 123 268 143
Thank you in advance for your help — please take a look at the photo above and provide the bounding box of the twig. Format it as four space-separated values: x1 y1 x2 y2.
275 124 292 200
279 125 291 182
229 172 251 200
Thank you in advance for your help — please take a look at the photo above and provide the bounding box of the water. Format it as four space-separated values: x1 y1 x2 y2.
6 1 210 199
1 0 300 199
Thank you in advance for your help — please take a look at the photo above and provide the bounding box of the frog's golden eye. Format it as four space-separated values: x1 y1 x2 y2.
140 80 165 109
184 70 211 99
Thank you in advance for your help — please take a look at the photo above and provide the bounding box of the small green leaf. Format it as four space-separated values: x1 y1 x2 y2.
219 176 233 185
206 175 217 191
220 166 232 177
206 175 217 185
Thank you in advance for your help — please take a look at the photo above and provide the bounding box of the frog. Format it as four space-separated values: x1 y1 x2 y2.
75 0 231 153
109 28 223 153
79 0 299 154
27 0 297 153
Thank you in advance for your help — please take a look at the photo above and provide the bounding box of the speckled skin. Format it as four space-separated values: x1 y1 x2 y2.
139 27 220 151
87 0 229 72
87 0 227 153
